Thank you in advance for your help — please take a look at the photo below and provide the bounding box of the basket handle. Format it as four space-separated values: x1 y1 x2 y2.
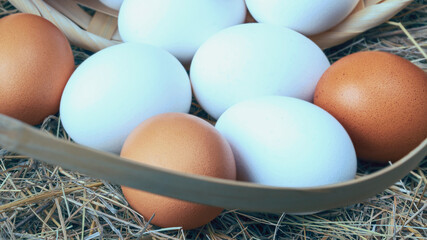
0 114 425 213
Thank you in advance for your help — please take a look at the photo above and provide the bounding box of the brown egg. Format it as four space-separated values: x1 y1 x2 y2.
120 113 236 230
0 13 74 125
314 51 427 163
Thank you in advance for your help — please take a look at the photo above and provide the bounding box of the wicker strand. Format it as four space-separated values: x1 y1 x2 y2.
9 0 120 52
312 0 413 49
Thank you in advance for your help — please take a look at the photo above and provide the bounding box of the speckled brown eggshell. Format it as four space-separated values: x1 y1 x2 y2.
120 113 236 230
0 13 75 125
314 51 427 163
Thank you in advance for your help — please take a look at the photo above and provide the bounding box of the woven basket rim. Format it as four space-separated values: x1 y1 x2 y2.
8 0 413 52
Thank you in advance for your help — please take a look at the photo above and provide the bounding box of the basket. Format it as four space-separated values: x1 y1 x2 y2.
2 0 426 214
9 0 413 52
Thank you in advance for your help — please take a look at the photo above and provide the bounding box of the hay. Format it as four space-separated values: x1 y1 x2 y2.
0 0 426 239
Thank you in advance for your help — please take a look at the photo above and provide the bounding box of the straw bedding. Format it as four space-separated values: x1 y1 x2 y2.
0 0 426 239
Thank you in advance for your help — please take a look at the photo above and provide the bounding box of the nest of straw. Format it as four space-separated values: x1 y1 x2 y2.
0 0 426 239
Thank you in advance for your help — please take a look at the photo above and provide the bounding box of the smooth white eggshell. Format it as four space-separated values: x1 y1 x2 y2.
60 43 192 153
215 96 357 188
245 0 359 35
100 0 124 10
190 23 330 119
118 0 246 63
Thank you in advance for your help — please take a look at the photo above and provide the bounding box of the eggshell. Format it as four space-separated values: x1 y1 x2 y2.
0 13 74 125
190 23 330 119
121 113 236 230
245 0 359 35
60 43 192 153
100 0 123 10
314 51 427 163
215 96 357 188
118 0 246 63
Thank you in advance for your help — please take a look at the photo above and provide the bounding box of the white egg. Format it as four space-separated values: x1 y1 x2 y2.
245 0 359 35
118 0 246 63
60 43 192 153
215 96 357 188
100 0 124 10
190 23 330 119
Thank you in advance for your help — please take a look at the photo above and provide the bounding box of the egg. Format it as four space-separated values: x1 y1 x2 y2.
245 0 359 35
121 113 236 230
190 23 330 119
0 13 74 125
314 51 427 163
100 0 124 10
118 0 246 63
60 43 192 153
215 96 357 188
